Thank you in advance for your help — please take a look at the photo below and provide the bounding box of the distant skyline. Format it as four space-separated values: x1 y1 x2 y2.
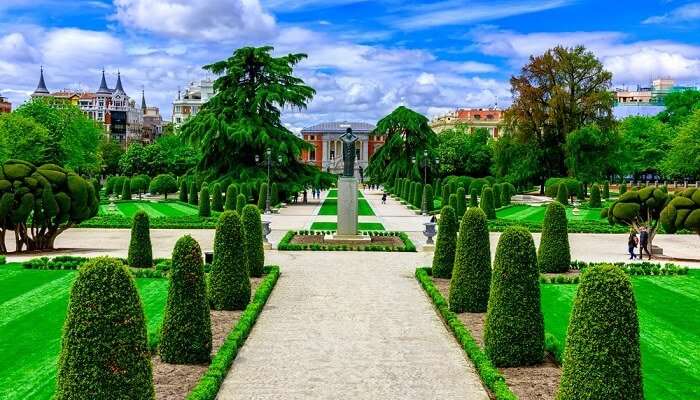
1 0 699 131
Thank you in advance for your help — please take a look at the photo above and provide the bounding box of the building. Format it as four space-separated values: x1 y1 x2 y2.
614 78 694 105
430 108 504 137
31 68 144 145
140 91 163 143
0 95 10 114
172 78 214 127
300 121 382 178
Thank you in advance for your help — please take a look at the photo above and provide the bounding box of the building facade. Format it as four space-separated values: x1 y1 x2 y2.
614 78 694 105
0 95 11 114
430 108 504 137
141 91 163 143
300 121 382 178
172 79 214 127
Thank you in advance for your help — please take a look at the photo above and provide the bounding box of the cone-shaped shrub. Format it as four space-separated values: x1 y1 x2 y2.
121 178 131 200
407 182 414 205
441 184 450 203
271 182 279 206
448 193 457 211
500 184 510 206
188 182 198 205
199 186 211 217
209 211 250 310
603 181 610 199
413 182 423 208
480 186 496 219
432 205 458 278
619 182 627 195
470 187 478 207
55 257 154 399
556 265 643 400
493 184 502 208
576 183 585 202
589 184 602 207
225 184 239 211
538 201 570 273
484 227 544 367
257 183 268 211
159 236 212 364
128 211 152 268
449 207 491 312
211 183 223 212
456 187 466 217
236 193 247 215
242 205 265 278
422 184 434 213
556 183 569 205
179 180 188 203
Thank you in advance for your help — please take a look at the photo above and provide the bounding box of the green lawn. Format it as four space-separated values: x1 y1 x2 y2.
326 189 364 198
0 263 168 400
318 199 375 216
541 271 700 400
99 200 199 219
497 204 604 223
310 222 385 231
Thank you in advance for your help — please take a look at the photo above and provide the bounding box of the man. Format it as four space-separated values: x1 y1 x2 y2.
639 226 652 260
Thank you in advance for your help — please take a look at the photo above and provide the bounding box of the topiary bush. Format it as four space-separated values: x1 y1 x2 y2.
121 177 132 200
225 184 239 211
556 183 569 205
211 183 223 212
199 186 211 217
470 187 478 207
556 264 643 400
441 183 450 202
432 205 458 278
449 207 491 313
480 186 496 219
589 184 602 208
493 184 502 209
179 179 188 203
188 181 198 205
545 177 581 199
603 181 610 199
128 211 153 268
619 182 627 195
257 183 268 211
242 205 265 277
159 235 212 364
270 182 279 207
538 201 570 273
500 183 510 206
236 193 247 215
413 182 423 208
448 193 457 212
209 211 250 310
149 174 177 200
660 187 700 236
422 184 434 213
484 226 544 367
456 187 466 217
55 257 154 399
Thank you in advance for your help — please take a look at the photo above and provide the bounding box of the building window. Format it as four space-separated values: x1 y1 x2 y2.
309 149 316 161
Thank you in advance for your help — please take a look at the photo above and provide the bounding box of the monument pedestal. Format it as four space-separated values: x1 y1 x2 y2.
337 177 359 236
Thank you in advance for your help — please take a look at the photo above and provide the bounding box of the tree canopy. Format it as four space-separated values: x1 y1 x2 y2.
617 116 673 178
565 124 620 184
0 113 51 165
660 109 700 179
437 126 492 177
658 89 700 126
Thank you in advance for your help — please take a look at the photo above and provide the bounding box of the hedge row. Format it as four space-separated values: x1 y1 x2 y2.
79 215 219 229
277 231 416 252
22 255 172 278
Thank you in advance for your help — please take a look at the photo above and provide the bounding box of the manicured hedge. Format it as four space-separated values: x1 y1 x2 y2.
189 182 199 206
242 205 265 278
179 180 188 203
456 187 466 217
589 184 601 208
492 184 502 209
199 186 211 217
484 227 544 367
128 211 153 269
211 183 223 212
236 193 247 215
422 184 434 213
480 186 496 219
209 211 250 311
277 230 416 252
225 184 238 211
603 181 610 199
449 207 491 312
257 183 268 211
537 201 570 273
121 177 132 200
470 187 478 207
432 206 458 278
556 184 569 205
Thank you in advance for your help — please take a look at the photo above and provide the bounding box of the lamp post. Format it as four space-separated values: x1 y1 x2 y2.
420 152 439 215
255 148 277 214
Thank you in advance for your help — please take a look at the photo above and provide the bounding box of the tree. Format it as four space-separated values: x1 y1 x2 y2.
432 206 458 278
128 211 152 268
565 124 621 184
603 181 610 199
55 258 154 399
618 116 673 178
99 138 124 176
504 46 614 193
0 113 51 165
179 46 330 193
491 133 540 189
556 265 642 400
449 207 491 313
130 175 150 199
537 202 570 273
660 109 700 179
153 134 200 176
484 227 544 367
199 186 211 217
242 205 265 277
589 184 602 207
121 178 132 200
159 235 212 364
480 186 496 219
149 174 178 199
604 187 669 251
657 89 700 126
437 126 493 177
209 211 250 310
660 188 700 238
366 106 438 184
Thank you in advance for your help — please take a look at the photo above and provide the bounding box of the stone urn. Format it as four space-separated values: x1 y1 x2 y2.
261 220 272 249
423 221 437 245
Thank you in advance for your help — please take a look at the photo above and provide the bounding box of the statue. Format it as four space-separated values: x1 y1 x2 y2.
339 127 358 177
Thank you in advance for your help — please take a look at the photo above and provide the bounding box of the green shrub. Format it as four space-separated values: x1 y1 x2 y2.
480 186 496 219
225 184 239 211
257 183 268 211
413 182 423 208
661 188 700 235
484 226 544 367
179 179 188 203
603 181 610 199
113 176 125 197
159 235 212 364
449 207 491 313
121 178 131 200
211 183 223 212
470 187 478 207
236 193 247 215
127 211 153 268
242 205 265 277
556 183 569 205
456 187 466 217
545 177 580 198
149 174 177 199
270 182 279 206
538 201 570 273
620 183 627 195
589 184 602 207
556 265 643 400
441 183 450 201
209 211 250 310
188 181 198 205
469 178 489 194
422 184 434 213
55 257 154 400
199 186 211 217
576 183 585 201
432 206 458 278
493 184 502 208
500 183 510 206
448 193 457 211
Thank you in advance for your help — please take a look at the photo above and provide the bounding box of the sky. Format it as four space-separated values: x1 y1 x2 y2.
0 0 699 132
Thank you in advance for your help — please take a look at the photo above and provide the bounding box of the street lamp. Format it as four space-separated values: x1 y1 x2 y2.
254 148 277 214
420 152 439 215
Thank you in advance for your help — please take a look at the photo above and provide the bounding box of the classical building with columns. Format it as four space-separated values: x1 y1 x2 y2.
430 107 503 137
300 121 383 178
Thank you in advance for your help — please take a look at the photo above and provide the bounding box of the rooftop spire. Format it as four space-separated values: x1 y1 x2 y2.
96 69 111 95
33 66 50 96
114 70 125 93
141 89 147 110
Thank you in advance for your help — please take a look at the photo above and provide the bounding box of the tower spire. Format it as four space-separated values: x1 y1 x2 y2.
96 69 111 94
114 70 125 93
141 88 147 110
32 66 50 96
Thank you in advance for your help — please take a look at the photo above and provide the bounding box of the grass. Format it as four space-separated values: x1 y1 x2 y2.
318 198 375 216
497 204 603 223
0 263 168 400
326 189 364 198
98 200 200 219
310 222 385 231
541 270 700 400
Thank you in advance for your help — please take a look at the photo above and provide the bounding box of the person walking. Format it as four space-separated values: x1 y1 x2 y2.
639 226 652 260
627 230 638 260
381 192 387 204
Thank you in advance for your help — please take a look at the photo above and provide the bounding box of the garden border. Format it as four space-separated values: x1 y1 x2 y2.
277 230 416 252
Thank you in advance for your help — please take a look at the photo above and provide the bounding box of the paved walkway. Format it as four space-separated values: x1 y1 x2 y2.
216 251 487 400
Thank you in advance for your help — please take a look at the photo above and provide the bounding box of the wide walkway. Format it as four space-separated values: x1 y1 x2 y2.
216 251 487 400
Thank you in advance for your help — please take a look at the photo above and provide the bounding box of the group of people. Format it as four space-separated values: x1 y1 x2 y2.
627 227 652 260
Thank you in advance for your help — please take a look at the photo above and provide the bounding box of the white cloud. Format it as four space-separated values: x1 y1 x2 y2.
643 2 700 24
0 33 39 63
113 0 276 41
42 28 123 69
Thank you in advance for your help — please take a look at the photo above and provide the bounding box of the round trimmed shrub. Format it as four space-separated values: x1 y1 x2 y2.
484 226 544 367
257 183 268 211
159 235 212 364
556 183 569 205
556 265 643 400
432 205 458 278
209 211 250 310
422 184 434 213
199 186 211 217
236 193 247 215
603 181 610 199
493 184 502 208
537 201 570 273
225 184 239 211
589 184 602 208
55 257 154 399
470 187 478 207
188 182 198 205
211 183 223 212
149 174 177 200
456 187 466 217
480 186 496 219
449 207 491 313
242 205 265 277
179 179 188 203
121 178 131 200
127 211 153 268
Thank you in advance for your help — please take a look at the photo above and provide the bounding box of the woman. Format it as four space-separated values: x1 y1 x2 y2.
627 230 638 260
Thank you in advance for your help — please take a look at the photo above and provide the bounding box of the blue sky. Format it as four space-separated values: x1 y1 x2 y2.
0 0 699 131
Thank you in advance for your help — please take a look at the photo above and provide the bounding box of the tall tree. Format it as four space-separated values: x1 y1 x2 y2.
504 45 614 193
180 46 329 192
99 138 124 176
565 123 621 185
617 116 673 179
490 132 540 189
366 106 438 184
657 89 700 126
660 109 700 179
0 113 51 165
437 126 493 177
